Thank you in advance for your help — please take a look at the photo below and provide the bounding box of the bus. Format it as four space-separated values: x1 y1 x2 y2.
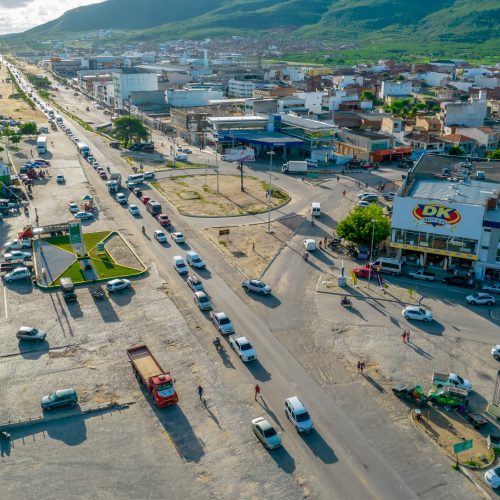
36 136 47 154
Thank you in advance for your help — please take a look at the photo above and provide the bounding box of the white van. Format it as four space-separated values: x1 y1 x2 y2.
126 173 144 183
370 257 403 276
186 250 206 269
303 239 316 251
311 202 321 217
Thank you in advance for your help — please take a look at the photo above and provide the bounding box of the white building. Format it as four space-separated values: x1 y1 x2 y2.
112 69 158 109
295 91 325 114
424 72 449 87
228 79 256 98
321 90 359 111
473 75 500 89
379 81 412 99
166 88 224 108
332 75 364 89
440 95 488 127
454 127 500 152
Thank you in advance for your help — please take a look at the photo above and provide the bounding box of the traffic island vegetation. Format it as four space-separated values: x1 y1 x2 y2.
40 231 145 287
152 174 290 217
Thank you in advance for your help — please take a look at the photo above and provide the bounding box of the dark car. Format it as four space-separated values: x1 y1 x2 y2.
41 388 78 411
442 275 471 287
392 383 428 406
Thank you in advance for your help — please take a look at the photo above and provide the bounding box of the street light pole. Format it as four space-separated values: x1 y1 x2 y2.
266 150 275 234
368 218 376 285
215 146 219 195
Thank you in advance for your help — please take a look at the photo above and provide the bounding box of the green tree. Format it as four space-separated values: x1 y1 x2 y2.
486 149 500 159
336 204 390 247
448 146 465 156
112 116 149 146
10 135 20 144
19 122 37 136
361 90 375 101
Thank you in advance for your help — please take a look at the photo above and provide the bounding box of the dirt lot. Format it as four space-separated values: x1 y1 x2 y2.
205 215 304 277
154 174 289 216
0 63 43 122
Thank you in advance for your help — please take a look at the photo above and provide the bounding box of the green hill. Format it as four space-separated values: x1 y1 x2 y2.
3 0 499 63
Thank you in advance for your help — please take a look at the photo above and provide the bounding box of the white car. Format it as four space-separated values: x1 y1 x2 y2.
16 326 46 342
74 211 94 220
128 204 140 216
171 232 185 244
4 239 31 250
187 274 204 291
194 291 212 311
383 192 396 201
210 311 234 334
3 267 31 282
116 193 127 204
105 278 131 293
466 293 495 306
229 336 256 362
153 230 167 243
284 396 313 434
402 306 433 322
358 201 371 208
173 255 188 275
241 279 272 295
357 192 372 199
485 465 500 489
68 202 79 213
492 345 500 361
252 417 282 450
483 283 500 295
4 251 31 261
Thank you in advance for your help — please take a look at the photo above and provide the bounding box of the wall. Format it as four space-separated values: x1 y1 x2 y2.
441 99 487 127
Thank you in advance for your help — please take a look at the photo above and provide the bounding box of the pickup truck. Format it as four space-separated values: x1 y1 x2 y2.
408 269 435 281
432 372 472 391
127 345 178 407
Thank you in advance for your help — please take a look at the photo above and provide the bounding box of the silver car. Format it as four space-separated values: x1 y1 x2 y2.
16 326 46 342
210 311 234 334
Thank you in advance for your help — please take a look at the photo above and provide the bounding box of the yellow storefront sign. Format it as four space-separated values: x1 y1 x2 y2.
390 242 478 261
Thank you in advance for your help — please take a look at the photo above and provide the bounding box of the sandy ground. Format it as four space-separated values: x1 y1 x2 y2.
205 215 304 277
155 174 289 217
0 62 44 122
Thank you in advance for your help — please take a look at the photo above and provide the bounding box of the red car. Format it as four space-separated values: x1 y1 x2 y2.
156 213 171 226
352 266 373 279
140 195 151 205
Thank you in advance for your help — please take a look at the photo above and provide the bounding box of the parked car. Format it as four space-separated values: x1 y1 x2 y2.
187 274 204 291
353 266 373 279
284 396 313 434
229 336 256 362
358 200 371 208
56 175 65 184
492 345 500 360
483 283 500 294
4 250 31 261
106 278 131 293
171 232 185 243
3 266 31 283
128 204 140 216
210 311 234 334
153 230 167 243
41 388 78 411
143 172 156 180
359 193 378 203
485 465 500 489
3 239 31 251
194 291 212 311
68 202 79 213
402 306 433 322
466 293 495 306
251 417 281 450
16 326 46 342
241 279 272 295
383 192 396 201
442 275 470 287
74 211 94 220
173 255 188 275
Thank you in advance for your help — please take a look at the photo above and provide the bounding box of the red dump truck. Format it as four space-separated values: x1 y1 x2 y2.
126 344 178 407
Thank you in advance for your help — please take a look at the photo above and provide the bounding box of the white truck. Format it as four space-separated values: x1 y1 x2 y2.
432 372 472 391
408 269 435 281
282 161 308 174
36 136 47 154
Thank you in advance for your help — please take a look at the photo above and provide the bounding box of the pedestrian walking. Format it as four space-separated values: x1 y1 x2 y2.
357 361 361 373
343 190 346 197
336 175 340 182
360 361 365 373
402 331 407 343
197 385 204 400
254 384 261 400
252 242 255 251
323 236 327 246
406 330 410 343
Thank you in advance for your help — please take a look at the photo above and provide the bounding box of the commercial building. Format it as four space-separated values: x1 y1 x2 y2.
228 79 256 98
390 155 500 281
166 88 224 108
112 68 158 109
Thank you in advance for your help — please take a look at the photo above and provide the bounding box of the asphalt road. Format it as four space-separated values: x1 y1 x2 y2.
17 76 483 498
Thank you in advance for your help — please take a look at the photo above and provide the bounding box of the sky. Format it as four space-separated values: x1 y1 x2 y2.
0 0 103 35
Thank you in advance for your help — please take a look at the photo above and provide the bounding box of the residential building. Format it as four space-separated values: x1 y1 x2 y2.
454 127 500 152
381 116 403 135
244 98 278 115
405 132 445 153
228 79 256 98
379 80 412 99
390 155 500 281
252 84 295 99
439 134 477 154
415 116 441 133
112 68 158 109
277 97 306 113
440 95 488 128
166 88 224 108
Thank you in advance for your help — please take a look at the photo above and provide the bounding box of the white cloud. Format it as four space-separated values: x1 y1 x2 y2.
0 0 103 35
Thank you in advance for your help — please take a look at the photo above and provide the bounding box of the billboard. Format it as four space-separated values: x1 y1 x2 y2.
391 197 483 240
222 148 255 162
68 220 85 257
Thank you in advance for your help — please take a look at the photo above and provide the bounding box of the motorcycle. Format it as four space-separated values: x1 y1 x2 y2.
213 338 224 351
341 297 352 308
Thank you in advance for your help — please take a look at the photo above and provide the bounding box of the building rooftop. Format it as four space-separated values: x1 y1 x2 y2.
342 129 388 140
208 116 268 123
439 134 476 143
409 178 499 206
280 113 335 131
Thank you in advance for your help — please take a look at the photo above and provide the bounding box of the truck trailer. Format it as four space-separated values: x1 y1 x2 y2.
127 345 178 407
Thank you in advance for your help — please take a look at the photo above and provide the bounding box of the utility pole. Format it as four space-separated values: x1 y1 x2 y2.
266 150 275 234
240 160 244 192
215 146 220 195
368 218 376 285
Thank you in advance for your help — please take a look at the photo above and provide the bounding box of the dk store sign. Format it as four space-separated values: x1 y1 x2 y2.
412 204 461 227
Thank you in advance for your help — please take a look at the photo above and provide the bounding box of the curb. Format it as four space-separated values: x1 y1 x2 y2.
0 402 133 432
